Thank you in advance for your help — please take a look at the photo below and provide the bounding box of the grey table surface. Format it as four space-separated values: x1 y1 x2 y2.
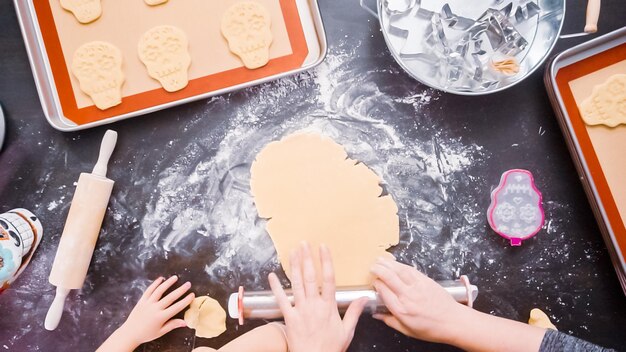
1 1 625 351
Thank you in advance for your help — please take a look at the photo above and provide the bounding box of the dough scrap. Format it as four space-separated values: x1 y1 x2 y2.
250 133 399 287
579 74 626 127
60 0 102 24
71 41 125 110
145 0 168 5
138 25 191 93
490 57 520 76
221 2 273 69
528 308 557 330
184 296 227 338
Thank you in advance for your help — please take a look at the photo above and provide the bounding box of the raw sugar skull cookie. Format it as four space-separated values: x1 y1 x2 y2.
221 1 273 69
60 0 102 24
138 25 191 92
71 41 125 110
487 169 544 246
578 74 626 128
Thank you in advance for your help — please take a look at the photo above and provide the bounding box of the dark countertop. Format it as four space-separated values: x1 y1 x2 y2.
1 1 625 351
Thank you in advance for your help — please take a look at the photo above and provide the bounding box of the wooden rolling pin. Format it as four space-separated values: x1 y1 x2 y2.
560 0 601 39
45 130 117 331
584 0 601 33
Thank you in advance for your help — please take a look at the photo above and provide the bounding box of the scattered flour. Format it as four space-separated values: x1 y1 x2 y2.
47 200 59 211
138 45 488 287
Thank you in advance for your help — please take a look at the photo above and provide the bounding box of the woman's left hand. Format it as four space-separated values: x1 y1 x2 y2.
268 242 368 352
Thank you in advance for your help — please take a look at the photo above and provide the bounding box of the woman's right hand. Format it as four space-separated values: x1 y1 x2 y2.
370 257 466 343
372 257 548 352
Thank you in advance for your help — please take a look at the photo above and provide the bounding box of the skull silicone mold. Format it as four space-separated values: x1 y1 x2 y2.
60 0 102 24
71 41 125 110
487 169 544 246
138 25 191 93
221 1 273 69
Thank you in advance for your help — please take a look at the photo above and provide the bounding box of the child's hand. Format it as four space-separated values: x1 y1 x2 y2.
121 276 195 344
97 276 195 352
370 257 463 343
268 242 368 352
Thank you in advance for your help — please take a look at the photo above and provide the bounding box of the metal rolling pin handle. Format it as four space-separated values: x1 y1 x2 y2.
228 275 479 325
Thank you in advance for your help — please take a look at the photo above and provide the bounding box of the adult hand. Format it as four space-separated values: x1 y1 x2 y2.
371 257 548 352
370 257 463 343
97 276 195 352
268 242 368 352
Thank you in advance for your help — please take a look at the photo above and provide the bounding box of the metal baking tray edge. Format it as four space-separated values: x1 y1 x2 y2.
544 27 626 294
14 0 328 132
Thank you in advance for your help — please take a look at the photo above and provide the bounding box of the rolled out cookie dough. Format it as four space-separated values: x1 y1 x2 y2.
579 74 626 127
250 133 399 287
71 41 125 110
60 0 102 24
184 296 227 338
145 0 168 5
221 2 273 69
138 25 191 92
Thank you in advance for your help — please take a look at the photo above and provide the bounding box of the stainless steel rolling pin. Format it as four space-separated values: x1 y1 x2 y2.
228 275 478 325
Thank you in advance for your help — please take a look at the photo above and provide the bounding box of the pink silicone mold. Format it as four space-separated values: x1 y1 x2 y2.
487 169 544 246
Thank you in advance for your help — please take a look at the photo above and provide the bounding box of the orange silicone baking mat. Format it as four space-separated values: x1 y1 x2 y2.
34 0 308 125
555 43 626 263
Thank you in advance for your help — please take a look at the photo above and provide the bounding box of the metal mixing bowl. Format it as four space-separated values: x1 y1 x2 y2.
362 0 565 95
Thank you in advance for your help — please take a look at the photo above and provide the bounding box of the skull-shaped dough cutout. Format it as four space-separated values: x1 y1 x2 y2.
221 2 273 69
579 74 626 128
138 26 191 93
144 0 168 6
487 169 544 246
60 0 102 24
72 41 125 110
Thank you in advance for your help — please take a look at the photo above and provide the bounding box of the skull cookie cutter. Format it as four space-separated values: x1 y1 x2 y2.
487 169 544 246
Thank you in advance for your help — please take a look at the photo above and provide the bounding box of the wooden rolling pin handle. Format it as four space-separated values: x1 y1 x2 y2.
44 287 70 331
92 130 117 178
584 0 601 33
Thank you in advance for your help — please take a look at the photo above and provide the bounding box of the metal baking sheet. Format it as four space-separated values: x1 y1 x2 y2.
545 27 626 295
14 0 327 131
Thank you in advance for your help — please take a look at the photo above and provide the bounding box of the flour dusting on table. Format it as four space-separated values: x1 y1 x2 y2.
137 45 488 289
